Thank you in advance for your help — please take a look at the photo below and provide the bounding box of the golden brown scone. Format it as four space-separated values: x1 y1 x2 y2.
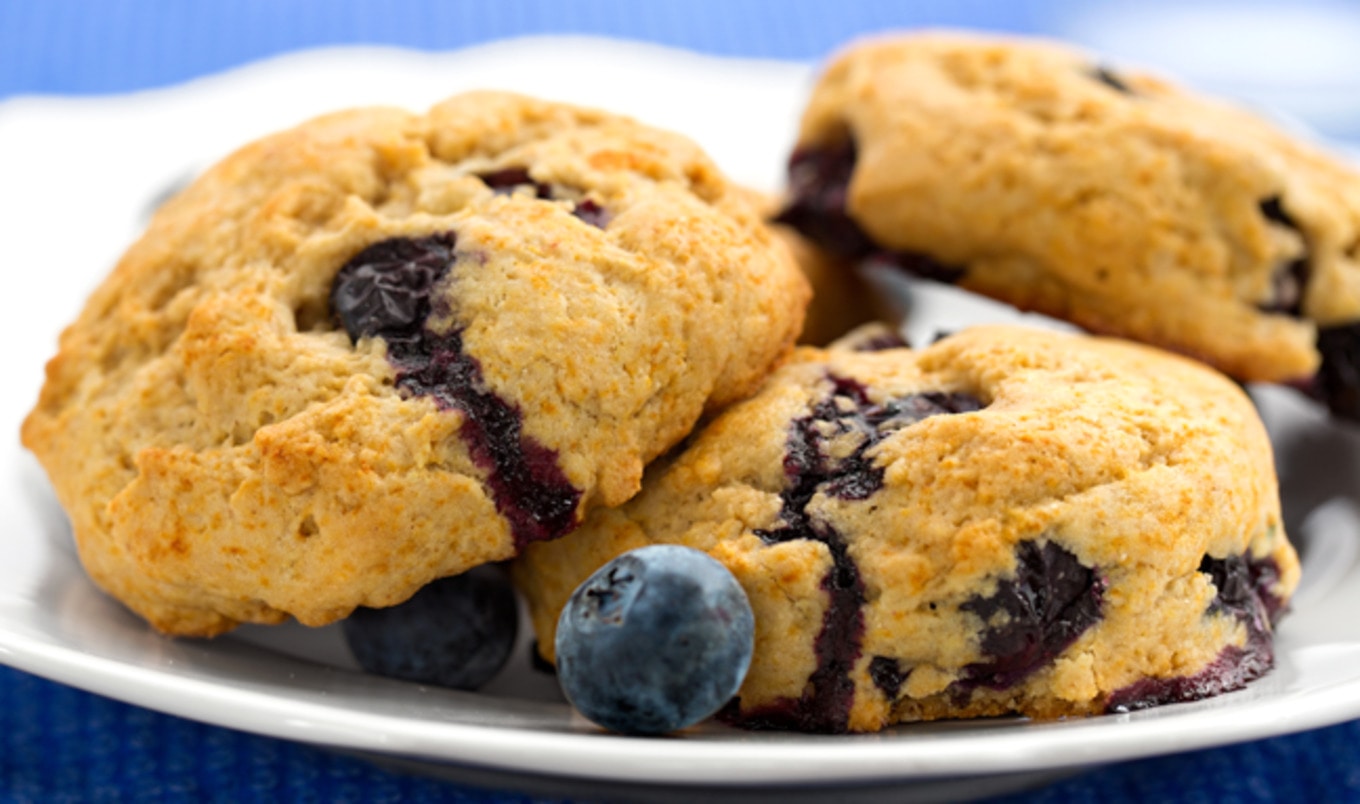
22 91 809 636
736 187 890 346
775 223 891 346
777 31 1360 418
514 325 1299 733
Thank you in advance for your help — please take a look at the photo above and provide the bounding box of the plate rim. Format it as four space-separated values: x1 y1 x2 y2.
3 593 1359 787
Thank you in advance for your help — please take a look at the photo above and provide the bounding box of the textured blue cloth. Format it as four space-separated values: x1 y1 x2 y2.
0 0 1051 98
3 1 1354 801
5 661 1360 803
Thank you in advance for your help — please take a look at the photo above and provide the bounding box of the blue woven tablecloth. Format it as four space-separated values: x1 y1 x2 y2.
5 2 1357 801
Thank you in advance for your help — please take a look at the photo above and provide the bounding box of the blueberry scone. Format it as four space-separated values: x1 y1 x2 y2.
778 31 1360 419
514 325 1299 732
736 188 888 346
776 222 897 347
21 91 809 636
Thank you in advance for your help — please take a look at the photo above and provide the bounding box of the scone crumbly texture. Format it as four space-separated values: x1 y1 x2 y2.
786 31 1360 384
21 91 809 637
514 325 1299 733
737 187 889 346
776 222 894 347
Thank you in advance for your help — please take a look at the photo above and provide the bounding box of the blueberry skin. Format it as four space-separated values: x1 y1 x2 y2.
342 565 519 691
555 545 755 735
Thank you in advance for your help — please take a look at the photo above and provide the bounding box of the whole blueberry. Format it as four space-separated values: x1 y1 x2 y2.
342 565 519 691
555 545 755 735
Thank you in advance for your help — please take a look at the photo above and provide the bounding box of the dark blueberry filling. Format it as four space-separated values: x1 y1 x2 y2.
330 234 456 339
1200 552 1286 630
1260 196 1292 227
723 376 984 732
571 198 611 229
869 656 909 700
1200 554 1264 627
845 329 911 353
777 143 876 259
856 333 910 352
1104 552 1281 712
476 167 610 228
329 233 581 548
954 541 1106 692
1256 197 1311 317
777 142 964 282
397 337 580 545
1105 643 1271 714
1090 66 1135 95
1248 555 1288 626
747 533 864 734
478 167 552 198
1260 198 1360 423
777 379 984 510
1314 322 1360 421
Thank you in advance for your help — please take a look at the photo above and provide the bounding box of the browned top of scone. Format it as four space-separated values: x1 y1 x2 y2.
793 31 1360 382
22 90 809 636
515 324 1298 732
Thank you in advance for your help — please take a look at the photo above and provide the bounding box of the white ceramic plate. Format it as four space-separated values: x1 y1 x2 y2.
4 37 1360 800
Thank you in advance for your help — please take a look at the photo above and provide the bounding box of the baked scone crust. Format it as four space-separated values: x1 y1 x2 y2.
737 187 891 346
514 325 1299 732
22 91 809 636
787 31 1360 384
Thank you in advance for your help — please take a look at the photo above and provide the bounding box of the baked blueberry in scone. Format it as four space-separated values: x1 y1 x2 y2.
514 325 1299 732
778 31 1360 420
21 91 809 636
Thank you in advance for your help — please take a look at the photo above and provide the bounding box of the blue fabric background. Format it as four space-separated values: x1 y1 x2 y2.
0 0 1051 98
3 1 1354 801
